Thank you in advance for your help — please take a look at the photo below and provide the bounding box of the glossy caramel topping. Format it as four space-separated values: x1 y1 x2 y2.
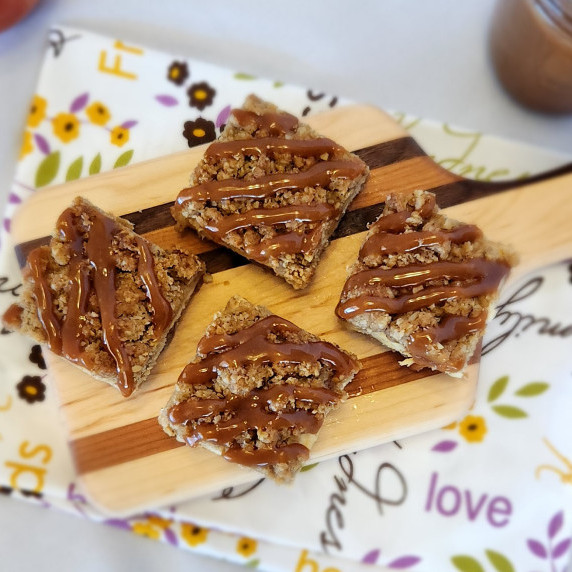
85 212 134 395
224 442 310 467
26 204 173 397
205 203 336 236
182 315 358 385
136 237 172 337
170 314 355 467
360 225 483 259
175 159 362 262
232 109 299 135
2 303 23 328
176 160 363 206
169 384 336 439
338 195 510 370
27 248 62 353
337 259 509 318
205 137 345 161
245 226 322 262
407 312 487 373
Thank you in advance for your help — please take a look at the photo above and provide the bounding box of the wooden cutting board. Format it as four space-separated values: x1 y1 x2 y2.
10 105 572 516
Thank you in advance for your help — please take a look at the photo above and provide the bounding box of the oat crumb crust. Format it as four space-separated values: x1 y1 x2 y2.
159 295 360 482
172 95 369 289
337 190 518 375
4 197 205 396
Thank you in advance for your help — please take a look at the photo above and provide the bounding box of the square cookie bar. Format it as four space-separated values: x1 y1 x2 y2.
336 190 517 375
159 295 360 482
172 95 369 289
3 197 205 397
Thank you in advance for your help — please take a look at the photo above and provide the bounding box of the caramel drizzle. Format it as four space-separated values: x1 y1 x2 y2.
408 312 488 373
135 237 172 337
175 159 362 262
232 109 299 136
205 137 345 161
176 160 363 205
245 225 323 261
2 303 23 328
338 259 507 314
26 206 173 397
337 198 509 369
27 248 62 353
360 224 483 259
205 203 335 236
170 314 358 466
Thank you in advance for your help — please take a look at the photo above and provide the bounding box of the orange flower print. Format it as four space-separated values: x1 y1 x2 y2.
52 112 80 143
85 102 111 126
110 126 129 147
20 131 33 159
459 415 487 443
27 95 46 128
180 523 208 547
132 522 160 540
236 537 257 557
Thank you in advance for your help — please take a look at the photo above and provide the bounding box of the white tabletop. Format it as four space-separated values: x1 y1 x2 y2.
1 0 571 570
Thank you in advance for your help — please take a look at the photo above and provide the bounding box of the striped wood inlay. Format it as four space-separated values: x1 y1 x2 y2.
13 104 572 513
71 351 437 475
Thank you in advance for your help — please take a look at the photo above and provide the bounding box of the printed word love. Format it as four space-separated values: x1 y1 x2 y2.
425 472 512 527
320 454 407 554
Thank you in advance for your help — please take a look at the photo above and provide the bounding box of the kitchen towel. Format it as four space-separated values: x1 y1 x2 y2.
1 26 571 571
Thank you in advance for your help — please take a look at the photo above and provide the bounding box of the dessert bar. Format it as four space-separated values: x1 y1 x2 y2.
3 197 205 396
172 95 369 289
336 190 517 375
159 295 360 482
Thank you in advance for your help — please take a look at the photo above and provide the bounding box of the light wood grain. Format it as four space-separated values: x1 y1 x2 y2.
11 104 572 515
11 104 406 244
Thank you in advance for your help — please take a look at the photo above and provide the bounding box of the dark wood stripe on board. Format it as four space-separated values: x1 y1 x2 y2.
15 134 572 272
13 136 427 266
71 350 436 475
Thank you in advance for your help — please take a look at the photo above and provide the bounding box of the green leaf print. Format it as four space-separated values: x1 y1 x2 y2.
65 157 83 181
451 555 485 572
244 559 260 568
113 149 134 169
273 81 284 88
487 376 508 403
300 463 319 472
35 151 60 188
485 550 515 572
234 72 257 80
515 382 549 397
89 153 102 175
492 405 527 419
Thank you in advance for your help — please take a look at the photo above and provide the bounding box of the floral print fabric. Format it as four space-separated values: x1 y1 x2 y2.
0 25 571 572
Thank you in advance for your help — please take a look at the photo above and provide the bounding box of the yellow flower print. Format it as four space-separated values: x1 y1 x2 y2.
236 537 257 557
110 126 129 147
132 522 160 540
27 95 46 128
180 523 208 547
52 113 80 143
459 415 487 442
20 131 33 159
85 101 111 125
146 515 172 530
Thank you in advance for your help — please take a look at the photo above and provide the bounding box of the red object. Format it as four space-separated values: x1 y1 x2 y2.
0 0 39 33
